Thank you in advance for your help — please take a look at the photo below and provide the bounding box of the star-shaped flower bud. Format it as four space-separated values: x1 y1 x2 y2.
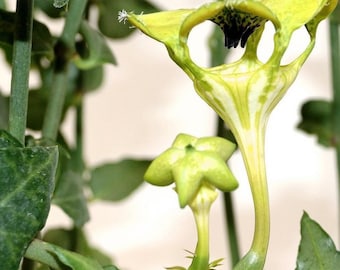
144 133 238 208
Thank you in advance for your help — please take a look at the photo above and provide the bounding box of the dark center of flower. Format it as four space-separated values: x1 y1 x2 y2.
210 8 266 49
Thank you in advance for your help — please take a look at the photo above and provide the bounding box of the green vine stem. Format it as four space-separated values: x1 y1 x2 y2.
41 71 68 141
329 3 340 244
42 0 88 141
8 0 34 145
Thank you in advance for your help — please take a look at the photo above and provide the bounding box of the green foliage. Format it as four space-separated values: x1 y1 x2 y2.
90 159 151 201
75 20 117 69
27 239 117 270
295 212 340 269
0 0 149 268
43 228 113 266
26 89 48 131
0 131 58 270
81 65 104 92
297 100 333 147
52 153 90 227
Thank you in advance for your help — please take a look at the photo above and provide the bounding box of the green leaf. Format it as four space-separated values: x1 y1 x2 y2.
27 89 48 131
51 138 89 228
52 160 90 227
90 159 151 201
0 10 54 61
297 100 333 147
0 130 21 148
98 0 160 39
81 65 104 92
27 239 104 270
74 20 116 69
43 227 113 266
295 212 340 270
0 137 58 270
51 245 102 270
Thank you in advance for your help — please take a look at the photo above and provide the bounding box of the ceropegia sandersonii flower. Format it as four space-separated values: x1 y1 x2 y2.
123 0 338 268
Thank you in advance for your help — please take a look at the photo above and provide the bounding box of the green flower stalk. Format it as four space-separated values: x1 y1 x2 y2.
145 133 238 270
122 0 337 268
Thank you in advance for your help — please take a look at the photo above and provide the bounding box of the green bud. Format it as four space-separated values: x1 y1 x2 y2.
144 133 238 208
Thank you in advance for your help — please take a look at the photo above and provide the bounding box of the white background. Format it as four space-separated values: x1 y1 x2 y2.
2 1 339 269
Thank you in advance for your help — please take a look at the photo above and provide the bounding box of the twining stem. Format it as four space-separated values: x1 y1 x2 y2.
8 0 34 145
329 4 340 245
42 0 88 141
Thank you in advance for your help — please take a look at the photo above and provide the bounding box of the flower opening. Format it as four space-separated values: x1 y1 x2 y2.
210 7 267 48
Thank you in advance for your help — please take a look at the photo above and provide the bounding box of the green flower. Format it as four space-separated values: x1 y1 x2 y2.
124 0 337 268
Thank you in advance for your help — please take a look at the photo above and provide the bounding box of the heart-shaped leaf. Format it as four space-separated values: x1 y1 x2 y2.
295 212 340 269
90 159 151 201
74 20 116 69
297 100 333 147
52 149 90 227
0 131 58 269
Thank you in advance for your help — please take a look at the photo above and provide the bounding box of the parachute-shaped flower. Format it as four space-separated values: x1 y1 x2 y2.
123 0 337 268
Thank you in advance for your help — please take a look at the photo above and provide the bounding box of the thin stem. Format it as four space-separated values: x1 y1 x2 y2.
329 5 340 245
188 186 217 270
74 98 85 172
8 0 34 145
60 0 88 50
41 72 68 140
41 0 88 141
223 191 240 266
189 207 210 270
